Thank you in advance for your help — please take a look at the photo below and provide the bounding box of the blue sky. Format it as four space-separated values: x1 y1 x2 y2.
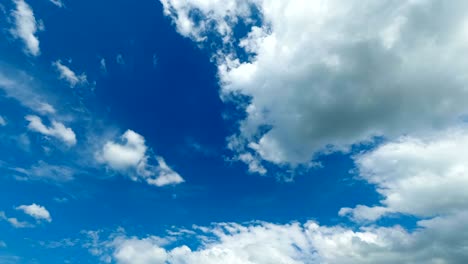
1 0 468 263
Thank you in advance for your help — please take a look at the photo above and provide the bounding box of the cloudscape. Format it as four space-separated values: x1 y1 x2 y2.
1 0 468 263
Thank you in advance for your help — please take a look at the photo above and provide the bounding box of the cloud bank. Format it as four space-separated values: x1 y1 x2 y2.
161 0 468 172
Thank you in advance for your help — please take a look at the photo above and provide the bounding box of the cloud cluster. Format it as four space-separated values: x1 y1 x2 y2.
10 0 41 56
161 0 468 172
25 115 77 146
97 130 184 187
87 211 468 264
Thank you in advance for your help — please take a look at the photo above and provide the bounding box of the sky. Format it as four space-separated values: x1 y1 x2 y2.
1 0 468 263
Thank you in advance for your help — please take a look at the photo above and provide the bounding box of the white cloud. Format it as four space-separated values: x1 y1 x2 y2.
49 0 64 8
0 70 56 115
161 0 468 172
53 61 87 87
99 130 147 171
341 127 468 222
10 0 41 56
0 211 32 228
16 204 51 222
97 130 184 187
146 157 184 187
0 116 6 126
25 115 77 146
87 211 468 264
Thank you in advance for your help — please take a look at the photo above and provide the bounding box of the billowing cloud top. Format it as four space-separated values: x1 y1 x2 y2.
162 0 468 172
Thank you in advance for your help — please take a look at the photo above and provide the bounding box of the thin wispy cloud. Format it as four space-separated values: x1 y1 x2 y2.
53 61 87 88
10 0 41 56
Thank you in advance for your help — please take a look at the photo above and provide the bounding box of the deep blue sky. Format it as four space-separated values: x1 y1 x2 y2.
0 0 386 263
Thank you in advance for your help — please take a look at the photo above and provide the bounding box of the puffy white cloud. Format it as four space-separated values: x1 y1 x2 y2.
161 0 468 172
25 115 77 146
97 130 184 187
87 211 468 264
341 127 468 222
10 0 41 56
16 203 51 222
0 116 6 126
99 130 147 171
53 61 87 88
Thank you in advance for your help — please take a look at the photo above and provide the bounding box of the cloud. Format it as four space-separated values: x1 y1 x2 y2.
161 0 468 173
116 54 125 65
12 161 75 182
87 211 468 264
0 116 6 126
0 211 32 228
25 115 76 146
341 127 468 222
97 130 184 187
0 241 6 248
100 58 107 72
53 61 87 87
10 0 41 56
0 69 56 115
146 157 184 187
49 0 64 8
16 204 51 222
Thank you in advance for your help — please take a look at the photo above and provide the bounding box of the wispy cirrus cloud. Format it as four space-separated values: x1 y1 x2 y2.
53 61 87 88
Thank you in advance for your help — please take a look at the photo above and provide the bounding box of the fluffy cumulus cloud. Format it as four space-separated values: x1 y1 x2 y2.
97 130 184 187
10 0 41 56
161 0 468 172
16 203 52 222
25 115 77 146
87 213 468 264
340 127 468 222
53 61 87 88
